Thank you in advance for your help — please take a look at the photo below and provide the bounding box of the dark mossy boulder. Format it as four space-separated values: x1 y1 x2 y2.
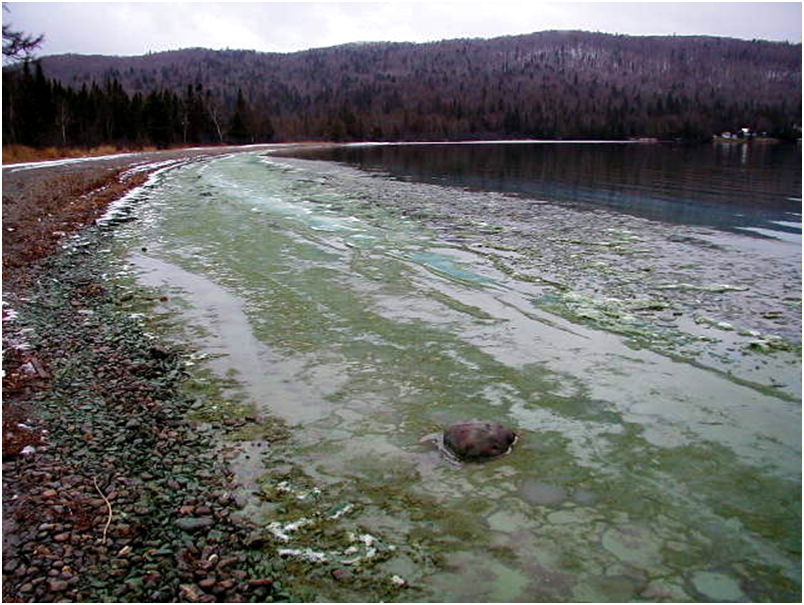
442 420 516 461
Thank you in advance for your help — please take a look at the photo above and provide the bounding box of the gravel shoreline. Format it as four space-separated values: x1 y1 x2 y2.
2 147 296 603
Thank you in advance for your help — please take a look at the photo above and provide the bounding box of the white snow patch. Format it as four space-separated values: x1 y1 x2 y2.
2 152 147 173
327 503 354 519
267 518 313 542
95 159 189 226
736 226 802 244
278 548 328 563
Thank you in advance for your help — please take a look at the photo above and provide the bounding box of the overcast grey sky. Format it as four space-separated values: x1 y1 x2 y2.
3 2 801 58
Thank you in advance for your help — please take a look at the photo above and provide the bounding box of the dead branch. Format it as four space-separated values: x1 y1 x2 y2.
93 476 113 544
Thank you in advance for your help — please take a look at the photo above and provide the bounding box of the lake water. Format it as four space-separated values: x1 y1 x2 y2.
111 143 800 602
284 141 803 241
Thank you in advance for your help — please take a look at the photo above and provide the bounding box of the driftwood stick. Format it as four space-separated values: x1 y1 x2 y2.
93 476 113 544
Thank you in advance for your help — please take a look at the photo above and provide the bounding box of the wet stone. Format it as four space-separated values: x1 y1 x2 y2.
520 479 568 506
180 584 202 602
331 568 353 582
641 578 690 601
691 571 745 602
175 517 215 532
601 524 663 570
48 579 69 592
443 420 516 461
3 558 20 573
198 577 217 589
572 488 598 504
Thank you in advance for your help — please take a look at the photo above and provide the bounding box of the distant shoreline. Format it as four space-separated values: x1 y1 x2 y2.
3 135 795 170
711 136 784 145
0 138 679 168
343 139 661 147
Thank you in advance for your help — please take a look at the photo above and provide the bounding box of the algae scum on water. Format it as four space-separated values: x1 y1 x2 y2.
108 150 799 602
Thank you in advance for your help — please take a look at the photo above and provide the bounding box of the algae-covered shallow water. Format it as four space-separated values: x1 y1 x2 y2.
111 147 799 602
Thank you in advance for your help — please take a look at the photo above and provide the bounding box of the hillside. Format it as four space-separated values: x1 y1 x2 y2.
5 30 802 146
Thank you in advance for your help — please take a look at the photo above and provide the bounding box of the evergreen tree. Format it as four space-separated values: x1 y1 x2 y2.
144 90 174 148
227 88 251 144
127 92 145 144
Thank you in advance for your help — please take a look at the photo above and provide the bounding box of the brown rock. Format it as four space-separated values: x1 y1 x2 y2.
180 584 201 602
3 558 20 573
198 577 217 589
443 420 516 461
331 568 353 582
175 517 214 532
48 579 69 592
216 556 239 569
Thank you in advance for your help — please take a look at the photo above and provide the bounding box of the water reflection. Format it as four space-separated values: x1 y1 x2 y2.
281 142 802 237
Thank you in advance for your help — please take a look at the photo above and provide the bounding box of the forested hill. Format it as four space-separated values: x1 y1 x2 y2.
5 30 802 147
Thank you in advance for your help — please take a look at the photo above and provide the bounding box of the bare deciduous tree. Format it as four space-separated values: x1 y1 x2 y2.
2 5 44 62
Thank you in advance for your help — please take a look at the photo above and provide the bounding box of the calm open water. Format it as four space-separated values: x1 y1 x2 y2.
283 141 802 241
108 142 800 602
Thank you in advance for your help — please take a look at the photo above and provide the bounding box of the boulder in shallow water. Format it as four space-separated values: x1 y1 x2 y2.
443 420 516 461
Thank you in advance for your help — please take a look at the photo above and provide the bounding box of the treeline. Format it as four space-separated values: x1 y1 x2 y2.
2 62 274 149
4 31 802 147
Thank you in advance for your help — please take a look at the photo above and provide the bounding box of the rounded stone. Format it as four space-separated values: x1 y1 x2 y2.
48 579 69 592
520 479 568 505
443 420 516 461
691 571 745 602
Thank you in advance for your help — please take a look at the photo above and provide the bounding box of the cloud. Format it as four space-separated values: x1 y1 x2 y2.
4 1 801 58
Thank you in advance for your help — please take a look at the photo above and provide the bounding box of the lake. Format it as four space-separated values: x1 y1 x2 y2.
282 141 803 240
112 142 800 601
